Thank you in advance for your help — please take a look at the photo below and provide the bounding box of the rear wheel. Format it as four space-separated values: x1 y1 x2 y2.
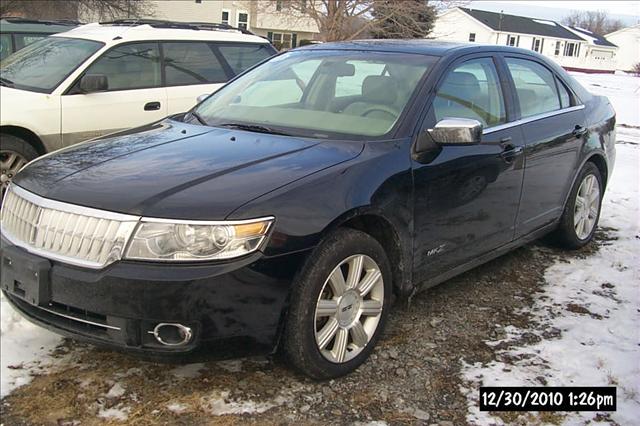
283 228 391 379
1 134 38 199
550 162 603 249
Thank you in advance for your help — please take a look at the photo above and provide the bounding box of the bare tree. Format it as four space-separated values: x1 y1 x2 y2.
562 10 624 36
258 0 463 42
1 0 154 21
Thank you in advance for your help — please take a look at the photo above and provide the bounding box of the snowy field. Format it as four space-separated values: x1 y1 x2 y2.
462 73 640 425
1 72 639 424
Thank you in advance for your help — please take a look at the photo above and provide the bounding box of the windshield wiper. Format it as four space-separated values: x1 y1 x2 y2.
216 122 292 136
0 77 15 87
189 110 209 126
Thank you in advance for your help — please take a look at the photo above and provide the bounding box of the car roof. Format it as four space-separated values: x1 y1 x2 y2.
0 17 78 34
298 39 538 57
54 22 269 45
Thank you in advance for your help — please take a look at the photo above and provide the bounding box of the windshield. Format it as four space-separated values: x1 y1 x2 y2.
0 36 103 93
192 50 437 139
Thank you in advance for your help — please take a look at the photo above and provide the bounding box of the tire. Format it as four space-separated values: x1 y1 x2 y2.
283 228 392 379
550 162 603 249
1 134 38 199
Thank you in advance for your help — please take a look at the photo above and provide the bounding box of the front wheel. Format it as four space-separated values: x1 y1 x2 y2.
283 228 392 379
1 134 38 199
550 162 603 249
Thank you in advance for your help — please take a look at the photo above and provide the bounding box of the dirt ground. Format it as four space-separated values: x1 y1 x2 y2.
0 232 611 426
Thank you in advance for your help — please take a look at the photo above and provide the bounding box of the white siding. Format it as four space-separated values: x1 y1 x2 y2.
606 26 640 72
431 9 496 43
147 1 224 23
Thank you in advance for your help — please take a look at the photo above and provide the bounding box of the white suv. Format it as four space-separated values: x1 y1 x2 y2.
0 20 276 193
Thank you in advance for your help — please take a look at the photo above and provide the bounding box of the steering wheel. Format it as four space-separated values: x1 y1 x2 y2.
360 105 398 120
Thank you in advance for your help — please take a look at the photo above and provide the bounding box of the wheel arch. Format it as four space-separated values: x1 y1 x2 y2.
1 126 47 155
322 209 413 301
585 152 608 189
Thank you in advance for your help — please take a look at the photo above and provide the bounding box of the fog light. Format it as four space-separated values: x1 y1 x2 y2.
149 323 193 346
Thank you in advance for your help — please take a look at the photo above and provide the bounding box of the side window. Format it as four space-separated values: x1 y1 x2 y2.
433 57 506 127
163 42 227 85
556 77 572 109
83 42 160 91
335 61 386 97
217 44 273 74
0 34 12 61
14 34 47 50
506 58 560 118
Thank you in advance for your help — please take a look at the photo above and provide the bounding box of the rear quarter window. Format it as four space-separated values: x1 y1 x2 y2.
217 44 274 74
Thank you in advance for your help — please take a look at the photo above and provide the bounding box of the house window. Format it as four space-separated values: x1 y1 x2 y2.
506 35 519 47
271 32 297 49
532 38 543 53
564 42 579 57
468 33 476 42
221 10 230 25
195 0 202 3
554 41 561 55
237 12 249 30
300 0 307 12
276 0 284 11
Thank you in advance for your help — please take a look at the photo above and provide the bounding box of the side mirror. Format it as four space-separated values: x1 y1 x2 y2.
196 93 210 104
79 74 108 93
428 118 483 145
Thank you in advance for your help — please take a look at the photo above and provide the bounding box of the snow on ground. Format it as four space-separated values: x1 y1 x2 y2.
462 73 640 424
0 293 61 397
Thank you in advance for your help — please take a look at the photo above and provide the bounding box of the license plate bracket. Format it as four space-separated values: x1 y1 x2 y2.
1 245 51 306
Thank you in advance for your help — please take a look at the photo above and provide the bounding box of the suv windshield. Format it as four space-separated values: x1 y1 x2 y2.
193 50 437 139
0 36 103 93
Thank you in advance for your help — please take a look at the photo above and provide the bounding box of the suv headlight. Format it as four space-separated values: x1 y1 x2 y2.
124 217 274 261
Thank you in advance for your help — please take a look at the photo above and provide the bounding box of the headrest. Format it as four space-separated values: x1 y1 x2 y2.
362 75 398 105
441 71 481 92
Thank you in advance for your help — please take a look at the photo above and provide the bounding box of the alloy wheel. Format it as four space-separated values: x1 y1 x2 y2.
573 173 600 240
1 150 28 198
314 254 384 364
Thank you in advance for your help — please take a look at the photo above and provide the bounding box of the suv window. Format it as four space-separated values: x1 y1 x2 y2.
506 57 561 118
217 44 273 74
163 42 227 86
14 33 47 50
0 34 12 60
84 42 161 91
433 57 506 127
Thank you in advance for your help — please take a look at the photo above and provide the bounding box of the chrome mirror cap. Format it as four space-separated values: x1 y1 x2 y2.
428 118 483 145
196 93 210 104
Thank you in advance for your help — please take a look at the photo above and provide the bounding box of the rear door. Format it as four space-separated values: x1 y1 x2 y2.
502 55 587 237
61 42 168 144
412 54 525 278
164 42 275 114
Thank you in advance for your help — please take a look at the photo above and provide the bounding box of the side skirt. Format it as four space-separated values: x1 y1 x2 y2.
413 220 559 295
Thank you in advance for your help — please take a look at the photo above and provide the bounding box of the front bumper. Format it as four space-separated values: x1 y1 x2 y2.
1 241 307 361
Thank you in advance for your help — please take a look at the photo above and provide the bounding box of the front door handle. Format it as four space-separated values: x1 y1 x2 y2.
500 143 524 163
572 125 588 138
144 101 161 111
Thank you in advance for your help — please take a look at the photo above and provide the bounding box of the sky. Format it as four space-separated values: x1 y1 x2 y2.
467 1 640 25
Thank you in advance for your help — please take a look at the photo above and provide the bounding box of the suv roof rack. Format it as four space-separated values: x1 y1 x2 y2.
0 16 80 26
99 18 258 37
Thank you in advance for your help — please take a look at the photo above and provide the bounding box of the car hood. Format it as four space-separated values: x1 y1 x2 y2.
14 119 364 220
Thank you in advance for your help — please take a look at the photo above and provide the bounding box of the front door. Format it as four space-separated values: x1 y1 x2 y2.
412 56 525 280
61 42 168 144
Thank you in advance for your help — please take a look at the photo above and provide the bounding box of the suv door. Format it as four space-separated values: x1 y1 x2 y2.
60 42 168 144
412 55 525 278
502 56 587 237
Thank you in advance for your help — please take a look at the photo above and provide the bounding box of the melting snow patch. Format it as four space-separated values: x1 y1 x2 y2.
98 405 130 422
170 363 206 379
167 402 189 414
202 390 282 415
106 383 126 398
216 359 243 373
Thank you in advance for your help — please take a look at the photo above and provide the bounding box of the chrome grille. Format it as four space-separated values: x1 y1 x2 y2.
1 185 140 268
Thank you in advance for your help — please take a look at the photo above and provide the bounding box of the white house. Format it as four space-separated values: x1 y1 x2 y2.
605 24 640 72
143 0 320 48
431 8 618 73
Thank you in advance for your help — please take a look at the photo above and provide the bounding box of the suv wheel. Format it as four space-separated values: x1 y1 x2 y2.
551 162 603 249
283 228 391 379
1 134 38 198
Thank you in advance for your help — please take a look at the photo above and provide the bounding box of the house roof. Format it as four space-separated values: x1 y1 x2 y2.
458 8 584 41
569 26 617 47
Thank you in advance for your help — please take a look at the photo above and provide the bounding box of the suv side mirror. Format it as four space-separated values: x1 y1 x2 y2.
428 118 483 145
79 74 108 93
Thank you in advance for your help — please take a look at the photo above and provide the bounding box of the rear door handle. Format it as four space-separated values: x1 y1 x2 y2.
572 125 588 138
144 101 161 111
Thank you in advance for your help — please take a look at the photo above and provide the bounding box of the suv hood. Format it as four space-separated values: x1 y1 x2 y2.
14 119 364 220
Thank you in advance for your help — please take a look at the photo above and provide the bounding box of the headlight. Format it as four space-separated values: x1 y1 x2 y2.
124 217 274 261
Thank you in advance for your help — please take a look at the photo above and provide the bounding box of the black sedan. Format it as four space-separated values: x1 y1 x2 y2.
0 40 615 379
